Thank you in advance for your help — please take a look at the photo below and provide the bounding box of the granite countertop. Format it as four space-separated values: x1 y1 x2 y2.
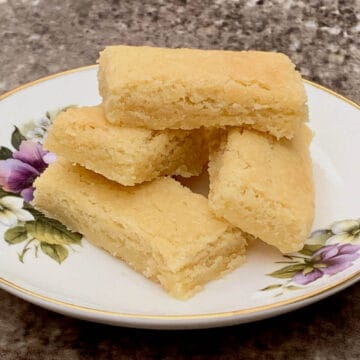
0 0 359 359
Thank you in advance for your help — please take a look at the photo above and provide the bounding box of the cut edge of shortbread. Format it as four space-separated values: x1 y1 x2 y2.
208 125 314 254
44 106 208 186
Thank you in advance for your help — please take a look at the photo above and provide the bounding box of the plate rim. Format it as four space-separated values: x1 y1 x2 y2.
0 64 359 324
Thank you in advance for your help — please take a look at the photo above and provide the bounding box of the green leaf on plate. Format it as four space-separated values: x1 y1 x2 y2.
23 203 45 220
286 285 301 291
0 187 14 198
26 218 82 246
302 266 315 275
0 146 12 160
4 226 28 244
306 230 333 245
11 126 26 150
299 244 323 256
268 263 307 279
40 242 68 264
260 284 283 291
313 263 327 269
34 244 39 258
18 247 31 263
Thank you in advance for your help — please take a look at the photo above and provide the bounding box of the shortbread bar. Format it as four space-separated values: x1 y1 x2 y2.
98 46 307 139
208 125 314 253
33 160 247 299
45 106 208 186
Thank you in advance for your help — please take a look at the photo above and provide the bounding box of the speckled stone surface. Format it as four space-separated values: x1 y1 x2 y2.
0 0 359 359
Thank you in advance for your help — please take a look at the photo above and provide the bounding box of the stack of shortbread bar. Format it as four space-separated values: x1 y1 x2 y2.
32 46 314 299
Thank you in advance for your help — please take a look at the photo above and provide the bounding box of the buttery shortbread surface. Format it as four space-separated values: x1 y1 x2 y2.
98 45 307 139
208 125 314 253
33 160 247 299
45 106 208 186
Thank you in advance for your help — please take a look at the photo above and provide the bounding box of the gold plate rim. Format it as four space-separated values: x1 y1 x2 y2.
0 65 359 322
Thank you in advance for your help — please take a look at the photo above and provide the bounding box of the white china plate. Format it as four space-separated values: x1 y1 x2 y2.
0 66 359 329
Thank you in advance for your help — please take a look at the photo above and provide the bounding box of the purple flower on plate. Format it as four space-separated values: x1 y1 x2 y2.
293 243 360 285
0 141 55 202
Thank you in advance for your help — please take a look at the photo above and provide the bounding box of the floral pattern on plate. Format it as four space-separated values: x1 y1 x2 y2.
262 219 360 296
0 108 82 264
